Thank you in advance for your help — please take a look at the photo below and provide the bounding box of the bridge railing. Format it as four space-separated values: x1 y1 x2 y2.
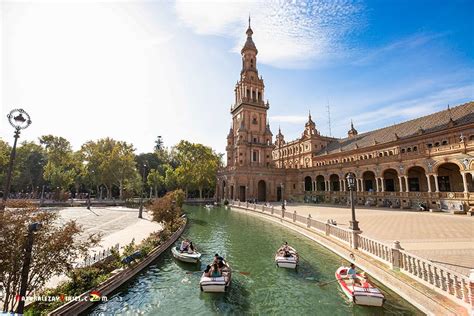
228 200 474 312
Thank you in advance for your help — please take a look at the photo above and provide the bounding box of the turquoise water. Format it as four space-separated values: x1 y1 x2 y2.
86 206 422 315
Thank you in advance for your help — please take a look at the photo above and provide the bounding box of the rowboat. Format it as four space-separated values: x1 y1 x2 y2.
335 266 385 307
274 245 299 269
171 246 202 263
199 261 232 292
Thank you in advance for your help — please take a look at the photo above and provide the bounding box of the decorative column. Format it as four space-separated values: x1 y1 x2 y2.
381 178 385 192
461 172 469 193
343 179 346 192
375 178 379 192
361 179 365 192
327 180 331 192
426 175 432 193
398 177 404 192
434 174 440 192
404 176 409 192
356 179 360 192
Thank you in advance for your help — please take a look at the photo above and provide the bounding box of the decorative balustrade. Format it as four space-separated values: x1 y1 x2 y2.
326 224 353 244
228 200 473 311
76 243 120 268
399 250 472 308
357 235 393 264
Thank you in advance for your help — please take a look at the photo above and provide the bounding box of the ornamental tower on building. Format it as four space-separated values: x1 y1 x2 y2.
226 18 274 169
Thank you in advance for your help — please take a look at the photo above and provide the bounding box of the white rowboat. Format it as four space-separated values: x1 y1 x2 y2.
199 261 232 292
171 246 202 263
335 266 385 307
274 246 299 269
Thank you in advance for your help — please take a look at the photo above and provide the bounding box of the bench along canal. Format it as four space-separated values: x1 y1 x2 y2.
86 206 421 315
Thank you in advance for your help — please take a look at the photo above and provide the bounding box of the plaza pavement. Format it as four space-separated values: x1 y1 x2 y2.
273 203 474 275
45 206 161 288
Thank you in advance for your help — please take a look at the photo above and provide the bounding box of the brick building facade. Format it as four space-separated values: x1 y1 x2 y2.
217 24 474 212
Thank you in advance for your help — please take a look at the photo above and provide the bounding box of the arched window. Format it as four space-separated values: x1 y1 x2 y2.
441 140 448 146
413 146 417 151
407 147 411 152
434 142 440 147
250 59 254 68
401 148 405 153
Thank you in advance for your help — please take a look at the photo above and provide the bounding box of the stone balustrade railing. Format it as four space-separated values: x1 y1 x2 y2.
228 200 474 312
357 234 393 265
399 250 472 307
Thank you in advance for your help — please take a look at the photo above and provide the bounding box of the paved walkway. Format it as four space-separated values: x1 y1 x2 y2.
272 203 474 275
46 206 161 288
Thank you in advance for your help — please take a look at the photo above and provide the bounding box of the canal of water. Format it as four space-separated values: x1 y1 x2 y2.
86 206 422 315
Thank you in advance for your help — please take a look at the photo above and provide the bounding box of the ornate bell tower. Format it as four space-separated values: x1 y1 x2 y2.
226 18 274 168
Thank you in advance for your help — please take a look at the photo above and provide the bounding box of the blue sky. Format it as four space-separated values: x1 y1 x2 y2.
1 0 473 155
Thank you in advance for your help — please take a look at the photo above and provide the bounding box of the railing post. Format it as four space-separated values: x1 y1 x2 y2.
391 240 402 270
282 209 285 218
254 203 256 210
350 230 360 249
246 201 249 208
271 206 274 214
325 223 330 236
293 211 296 222
307 214 311 228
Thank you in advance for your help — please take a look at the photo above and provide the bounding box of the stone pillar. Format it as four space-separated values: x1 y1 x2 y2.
361 179 365 192
391 240 402 270
307 214 312 228
434 174 440 192
375 178 380 192
398 177 404 192
404 176 409 192
350 230 361 249
343 179 346 192
327 180 331 192
356 179 360 192
426 175 432 193
462 172 469 193
381 178 385 192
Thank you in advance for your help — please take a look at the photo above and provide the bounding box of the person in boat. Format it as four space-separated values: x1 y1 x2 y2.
180 239 190 252
204 265 212 277
187 242 195 254
347 263 360 285
213 253 224 264
210 263 221 277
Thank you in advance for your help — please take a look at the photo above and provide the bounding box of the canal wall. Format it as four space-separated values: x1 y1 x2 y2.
47 219 187 316
229 201 472 316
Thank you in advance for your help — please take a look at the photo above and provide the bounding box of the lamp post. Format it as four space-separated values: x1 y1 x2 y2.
346 173 360 231
1 109 32 210
138 163 147 219
16 222 42 315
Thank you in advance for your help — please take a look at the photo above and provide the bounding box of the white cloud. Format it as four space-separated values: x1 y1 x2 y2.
174 0 365 68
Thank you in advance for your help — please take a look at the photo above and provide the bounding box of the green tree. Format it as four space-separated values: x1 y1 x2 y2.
147 168 164 198
0 139 11 188
149 189 185 230
81 138 138 200
173 140 222 198
40 135 78 190
12 142 46 193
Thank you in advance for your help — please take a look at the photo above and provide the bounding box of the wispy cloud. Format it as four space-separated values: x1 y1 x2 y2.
175 0 365 68
352 32 447 66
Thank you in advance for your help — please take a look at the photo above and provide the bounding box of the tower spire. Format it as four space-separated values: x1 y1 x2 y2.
249 14 251 29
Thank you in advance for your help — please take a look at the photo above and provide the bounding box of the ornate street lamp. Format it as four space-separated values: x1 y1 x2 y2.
1 109 32 210
16 222 42 315
346 173 360 231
